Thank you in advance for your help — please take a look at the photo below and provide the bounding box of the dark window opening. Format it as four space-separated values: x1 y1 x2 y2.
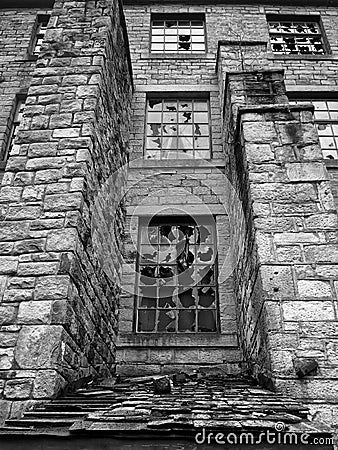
136 216 218 333
268 18 326 55
2 97 26 163
31 15 50 56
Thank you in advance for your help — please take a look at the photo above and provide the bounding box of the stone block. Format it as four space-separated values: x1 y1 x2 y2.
0 348 14 369
15 325 63 369
17 262 59 276
261 265 295 298
298 280 332 299
283 301 335 321
17 301 52 325
242 122 277 143
44 193 83 211
286 162 328 182
2 289 33 303
35 276 70 300
4 379 33 399
0 306 16 325
274 232 319 244
13 239 45 257
46 228 78 251
0 221 29 241
0 332 18 347
33 369 66 398
0 256 18 274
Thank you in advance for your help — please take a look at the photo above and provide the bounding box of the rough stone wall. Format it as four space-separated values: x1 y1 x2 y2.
0 7 52 175
0 0 132 423
223 69 338 426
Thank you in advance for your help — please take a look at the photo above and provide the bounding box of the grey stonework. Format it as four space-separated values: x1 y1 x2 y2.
0 0 132 422
0 0 338 435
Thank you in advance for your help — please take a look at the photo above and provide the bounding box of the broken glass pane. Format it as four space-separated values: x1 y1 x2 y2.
198 310 216 332
158 265 175 279
138 310 156 332
163 124 177 136
178 288 196 307
178 42 191 51
147 124 161 136
147 137 161 149
159 245 176 264
179 101 192 111
178 310 195 332
178 267 196 285
140 246 157 263
140 266 157 282
149 99 162 111
196 247 214 264
158 286 176 308
198 287 216 307
158 310 176 332
198 267 215 285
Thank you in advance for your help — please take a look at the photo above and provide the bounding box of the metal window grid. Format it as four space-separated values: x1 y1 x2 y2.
268 21 325 55
145 98 211 160
151 19 206 54
291 99 338 159
136 218 218 333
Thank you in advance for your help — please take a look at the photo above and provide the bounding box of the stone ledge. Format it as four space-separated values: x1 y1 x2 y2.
129 158 225 169
117 333 238 347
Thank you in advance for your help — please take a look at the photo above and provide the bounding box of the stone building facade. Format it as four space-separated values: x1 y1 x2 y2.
1 0 338 433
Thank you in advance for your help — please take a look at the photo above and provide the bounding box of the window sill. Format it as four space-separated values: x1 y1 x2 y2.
129 158 224 169
118 332 237 347
267 53 337 61
141 52 215 60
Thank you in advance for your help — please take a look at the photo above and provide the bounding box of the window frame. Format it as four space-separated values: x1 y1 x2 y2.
28 14 50 58
289 95 338 160
134 215 219 334
266 14 329 56
144 94 212 161
1 96 26 164
149 13 207 55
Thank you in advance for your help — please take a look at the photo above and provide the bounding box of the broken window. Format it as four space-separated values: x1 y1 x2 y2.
145 98 210 160
290 99 338 159
268 19 325 55
2 97 26 162
151 18 206 54
31 15 50 56
136 217 218 333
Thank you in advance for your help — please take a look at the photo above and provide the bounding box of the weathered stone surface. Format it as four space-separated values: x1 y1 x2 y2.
298 280 332 299
4 379 33 399
0 348 14 369
33 370 66 399
17 301 52 325
0 332 17 347
15 325 63 369
286 162 328 182
34 276 70 300
46 228 78 251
